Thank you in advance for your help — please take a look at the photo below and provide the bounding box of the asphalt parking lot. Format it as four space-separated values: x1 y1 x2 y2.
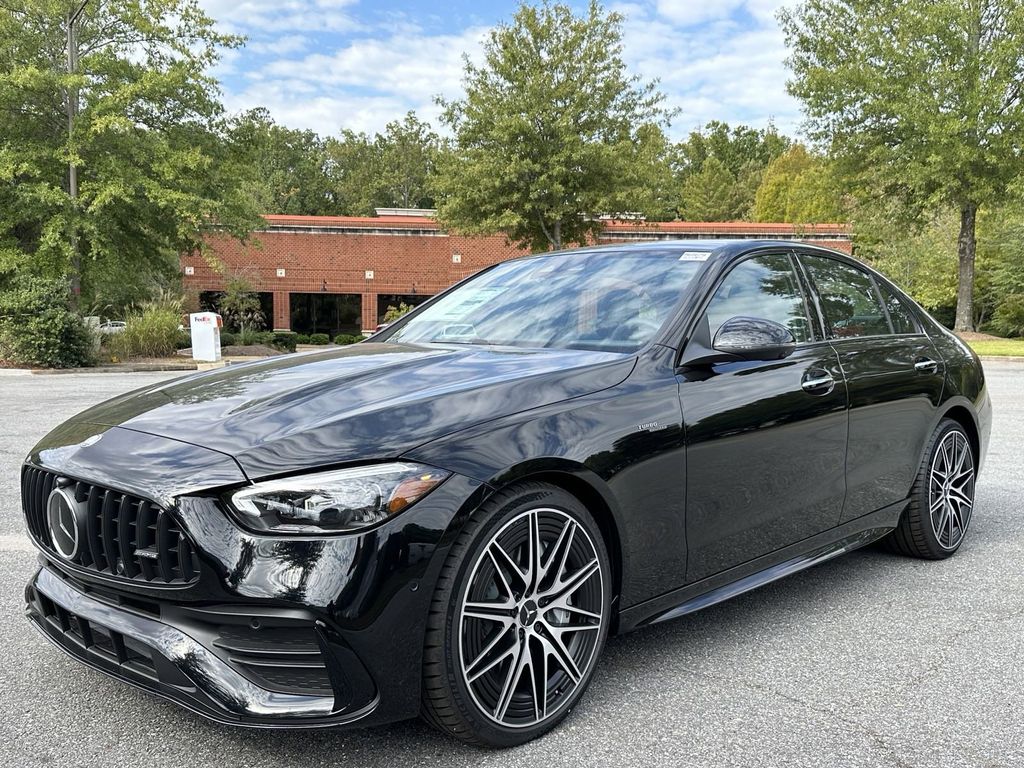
0 364 1021 768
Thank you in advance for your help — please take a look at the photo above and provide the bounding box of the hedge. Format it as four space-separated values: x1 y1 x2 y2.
0 277 94 368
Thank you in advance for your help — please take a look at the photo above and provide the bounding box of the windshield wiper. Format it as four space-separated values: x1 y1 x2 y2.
428 338 493 346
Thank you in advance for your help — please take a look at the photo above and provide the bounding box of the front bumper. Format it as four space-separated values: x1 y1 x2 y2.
26 567 371 726
22 466 490 729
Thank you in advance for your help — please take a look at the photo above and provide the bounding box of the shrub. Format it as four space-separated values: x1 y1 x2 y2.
219 273 265 334
175 330 191 350
383 302 414 324
333 333 365 345
0 276 94 368
992 294 1024 338
110 294 185 359
219 331 236 347
295 333 310 344
237 329 277 347
308 333 330 345
271 332 298 352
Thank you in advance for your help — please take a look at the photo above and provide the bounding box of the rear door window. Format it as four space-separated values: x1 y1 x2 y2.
800 256 891 338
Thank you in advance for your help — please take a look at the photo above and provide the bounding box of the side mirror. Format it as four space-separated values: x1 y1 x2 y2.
713 316 796 361
680 315 797 369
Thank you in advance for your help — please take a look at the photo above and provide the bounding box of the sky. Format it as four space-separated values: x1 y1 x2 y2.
198 0 803 141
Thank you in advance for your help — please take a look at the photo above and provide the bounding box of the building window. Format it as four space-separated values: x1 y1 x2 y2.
290 293 362 336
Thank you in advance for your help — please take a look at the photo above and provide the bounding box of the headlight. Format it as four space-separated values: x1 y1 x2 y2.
229 462 450 534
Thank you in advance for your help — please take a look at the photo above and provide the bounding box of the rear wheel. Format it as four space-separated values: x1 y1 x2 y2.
886 418 976 559
421 483 611 747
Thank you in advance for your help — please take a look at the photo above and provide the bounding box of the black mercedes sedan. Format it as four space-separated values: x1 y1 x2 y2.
22 241 990 747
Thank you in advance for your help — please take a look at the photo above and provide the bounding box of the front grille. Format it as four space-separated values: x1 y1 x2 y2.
22 467 200 585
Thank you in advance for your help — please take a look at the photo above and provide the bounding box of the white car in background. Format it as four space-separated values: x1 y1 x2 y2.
98 320 127 334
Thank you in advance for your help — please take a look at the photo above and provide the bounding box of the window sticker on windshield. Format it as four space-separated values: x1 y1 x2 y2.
433 286 507 321
679 251 711 262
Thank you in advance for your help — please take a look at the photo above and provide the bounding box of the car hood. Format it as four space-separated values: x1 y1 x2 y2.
66 342 635 479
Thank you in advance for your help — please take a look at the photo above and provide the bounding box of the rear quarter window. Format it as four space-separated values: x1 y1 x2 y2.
878 282 921 334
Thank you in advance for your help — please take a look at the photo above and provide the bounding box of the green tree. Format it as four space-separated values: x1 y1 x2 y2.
325 112 444 215
679 156 743 221
855 206 961 312
325 130 380 216
672 121 791 221
781 0 1024 331
433 1 671 251
0 0 257 308
218 272 264 334
753 145 843 223
675 121 790 180
978 201 1024 332
229 108 335 216
376 112 443 210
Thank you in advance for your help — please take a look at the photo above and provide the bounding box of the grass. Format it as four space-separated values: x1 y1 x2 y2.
966 339 1024 357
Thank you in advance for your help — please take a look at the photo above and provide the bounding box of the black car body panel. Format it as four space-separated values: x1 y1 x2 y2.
21 240 991 731
65 343 635 479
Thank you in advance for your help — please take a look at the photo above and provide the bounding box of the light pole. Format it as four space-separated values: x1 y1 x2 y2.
66 0 89 306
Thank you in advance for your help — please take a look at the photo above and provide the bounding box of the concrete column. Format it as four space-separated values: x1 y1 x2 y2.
273 291 291 331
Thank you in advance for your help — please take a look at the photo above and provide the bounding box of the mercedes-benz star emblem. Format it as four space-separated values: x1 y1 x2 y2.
46 486 84 560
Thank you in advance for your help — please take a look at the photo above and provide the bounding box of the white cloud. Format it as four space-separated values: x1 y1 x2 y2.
203 0 802 140
655 0 745 27
247 35 310 56
225 24 487 135
224 87 419 135
260 27 487 103
199 0 361 34
618 0 802 137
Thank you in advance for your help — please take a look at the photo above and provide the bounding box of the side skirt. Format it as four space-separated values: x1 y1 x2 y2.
616 500 907 633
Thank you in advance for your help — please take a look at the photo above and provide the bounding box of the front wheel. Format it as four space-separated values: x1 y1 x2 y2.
421 483 611 747
886 418 976 559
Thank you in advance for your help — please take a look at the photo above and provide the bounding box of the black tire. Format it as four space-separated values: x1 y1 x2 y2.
420 482 611 747
885 418 976 559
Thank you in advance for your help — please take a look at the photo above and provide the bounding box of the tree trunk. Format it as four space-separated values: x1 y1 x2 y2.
66 7 83 309
954 202 977 332
552 220 561 250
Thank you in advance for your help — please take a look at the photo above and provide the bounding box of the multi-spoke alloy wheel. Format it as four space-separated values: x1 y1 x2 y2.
886 418 977 559
421 483 610 746
459 508 604 728
928 429 975 550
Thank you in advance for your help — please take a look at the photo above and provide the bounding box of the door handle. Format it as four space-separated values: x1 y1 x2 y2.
914 358 939 374
801 371 835 394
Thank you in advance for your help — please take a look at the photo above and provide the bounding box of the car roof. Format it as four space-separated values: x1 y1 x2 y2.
543 239 851 262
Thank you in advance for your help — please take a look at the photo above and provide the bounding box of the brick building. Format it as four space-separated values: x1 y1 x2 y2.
181 212 851 335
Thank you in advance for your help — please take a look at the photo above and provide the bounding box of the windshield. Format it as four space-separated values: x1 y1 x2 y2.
384 249 708 352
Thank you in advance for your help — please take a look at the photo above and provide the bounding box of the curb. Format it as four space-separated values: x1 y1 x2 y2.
30 363 198 375
978 356 1024 363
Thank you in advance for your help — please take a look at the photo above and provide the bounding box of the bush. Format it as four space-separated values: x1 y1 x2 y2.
295 333 310 344
110 294 185 359
333 333 365 345
0 276 94 368
238 328 260 346
175 329 191 350
271 332 298 353
992 294 1024 338
308 333 330 345
219 331 236 347
383 302 414 324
